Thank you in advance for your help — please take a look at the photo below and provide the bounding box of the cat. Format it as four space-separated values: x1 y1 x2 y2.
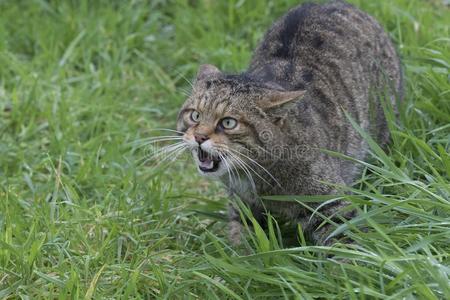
175 0 402 245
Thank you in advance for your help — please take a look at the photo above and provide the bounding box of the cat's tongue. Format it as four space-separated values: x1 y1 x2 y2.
199 158 214 169
198 148 217 170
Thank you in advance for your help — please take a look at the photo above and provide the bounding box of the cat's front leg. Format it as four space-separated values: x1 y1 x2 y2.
228 201 266 245
228 205 244 245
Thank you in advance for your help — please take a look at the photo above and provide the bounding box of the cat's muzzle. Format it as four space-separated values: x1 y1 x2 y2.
196 147 221 173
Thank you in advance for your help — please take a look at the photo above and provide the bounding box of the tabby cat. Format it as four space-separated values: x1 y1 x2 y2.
175 0 402 244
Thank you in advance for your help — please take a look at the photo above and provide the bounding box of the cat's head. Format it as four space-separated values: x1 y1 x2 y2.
176 64 305 178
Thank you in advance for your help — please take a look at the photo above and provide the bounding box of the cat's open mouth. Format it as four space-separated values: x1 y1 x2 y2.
197 147 221 172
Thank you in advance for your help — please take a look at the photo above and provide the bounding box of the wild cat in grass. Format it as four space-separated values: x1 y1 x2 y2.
165 0 402 245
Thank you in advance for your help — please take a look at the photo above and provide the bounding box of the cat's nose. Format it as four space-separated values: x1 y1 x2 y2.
194 134 209 144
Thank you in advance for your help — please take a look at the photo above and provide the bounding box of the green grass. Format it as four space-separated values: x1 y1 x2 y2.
0 0 449 298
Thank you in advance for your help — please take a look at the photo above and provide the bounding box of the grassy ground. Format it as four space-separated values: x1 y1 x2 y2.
0 0 449 298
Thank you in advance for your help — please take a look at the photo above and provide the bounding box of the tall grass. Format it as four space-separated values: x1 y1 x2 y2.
0 0 448 298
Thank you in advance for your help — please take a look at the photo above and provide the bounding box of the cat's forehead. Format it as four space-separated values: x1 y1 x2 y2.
190 78 254 113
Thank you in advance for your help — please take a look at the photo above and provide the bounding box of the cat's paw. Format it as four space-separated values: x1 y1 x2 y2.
228 220 243 246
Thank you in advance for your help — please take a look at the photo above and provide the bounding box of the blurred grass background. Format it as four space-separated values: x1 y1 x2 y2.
0 0 449 298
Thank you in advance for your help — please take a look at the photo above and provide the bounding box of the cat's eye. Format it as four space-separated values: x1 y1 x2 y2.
221 117 238 130
190 110 200 123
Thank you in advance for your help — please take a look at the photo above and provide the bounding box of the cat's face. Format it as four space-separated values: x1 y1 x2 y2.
176 65 304 178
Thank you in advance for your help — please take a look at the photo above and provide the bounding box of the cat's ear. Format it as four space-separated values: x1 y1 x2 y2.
258 89 306 110
196 64 222 81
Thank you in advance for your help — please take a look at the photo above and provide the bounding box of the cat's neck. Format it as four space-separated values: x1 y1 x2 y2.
245 62 311 92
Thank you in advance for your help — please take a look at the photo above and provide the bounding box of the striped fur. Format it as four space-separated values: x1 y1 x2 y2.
177 0 402 245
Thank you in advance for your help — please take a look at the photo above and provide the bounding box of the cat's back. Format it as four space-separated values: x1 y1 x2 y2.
248 0 401 95
247 1 402 185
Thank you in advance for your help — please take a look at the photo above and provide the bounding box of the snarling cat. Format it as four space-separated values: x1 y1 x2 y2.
176 0 402 245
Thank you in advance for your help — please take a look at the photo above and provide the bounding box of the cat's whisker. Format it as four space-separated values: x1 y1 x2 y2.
147 128 185 135
219 153 235 188
139 142 187 165
179 87 191 97
218 148 258 193
134 135 183 142
227 151 267 189
150 145 188 169
222 147 276 188
234 161 258 197
133 137 184 148
216 146 256 189
179 72 194 89
146 141 185 156
144 149 186 170
149 142 187 159
226 155 251 193
231 157 257 194
227 147 282 188
140 146 187 168
132 137 183 146
221 152 241 187
128 135 184 150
